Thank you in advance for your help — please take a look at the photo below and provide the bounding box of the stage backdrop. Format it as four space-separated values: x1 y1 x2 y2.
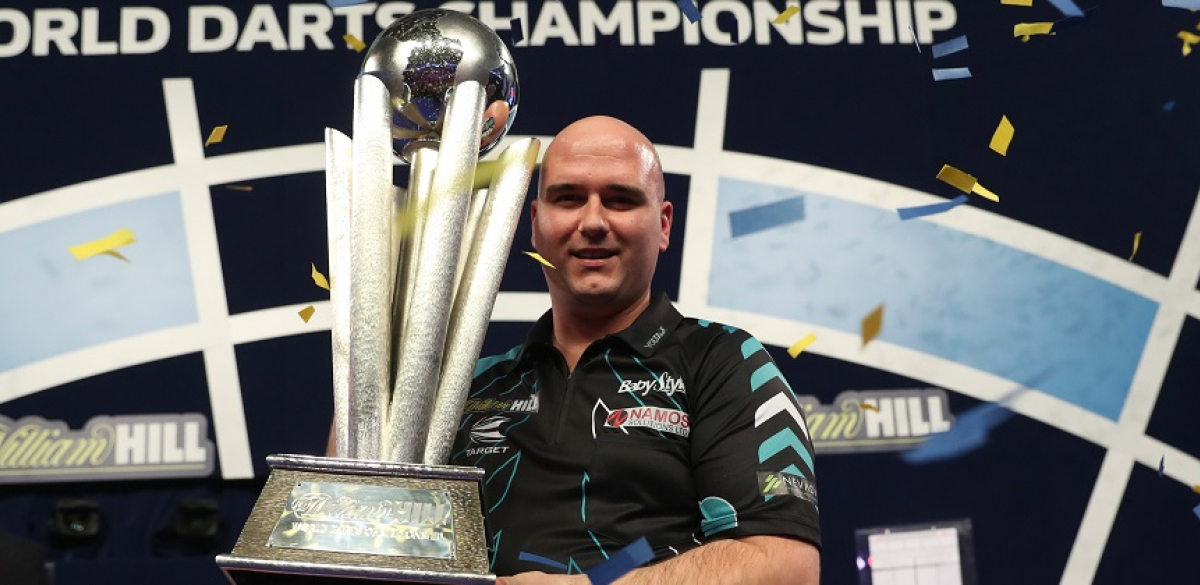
2 1 1199 583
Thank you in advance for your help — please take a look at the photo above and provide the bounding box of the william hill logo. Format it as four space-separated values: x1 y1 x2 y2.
799 389 955 454
0 414 215 484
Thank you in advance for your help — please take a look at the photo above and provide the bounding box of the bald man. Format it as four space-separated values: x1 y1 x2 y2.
451 116 821 584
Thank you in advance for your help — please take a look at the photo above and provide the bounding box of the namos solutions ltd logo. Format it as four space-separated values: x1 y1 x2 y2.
605 406 690 437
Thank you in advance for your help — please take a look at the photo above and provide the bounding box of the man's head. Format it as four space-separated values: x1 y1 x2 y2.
531 116 672 314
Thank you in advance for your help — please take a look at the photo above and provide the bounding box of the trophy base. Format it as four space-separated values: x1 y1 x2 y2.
216 454 494 584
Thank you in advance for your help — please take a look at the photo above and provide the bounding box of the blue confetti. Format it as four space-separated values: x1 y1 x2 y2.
509 17 525 45
898 195 969 221
932 35 969 59
587 537 654 585
518 551 569 572
1164 101 1177 112
729 196 805 238
1047 0 1084 17
932 67 972 81
1194 504 1200 522
1158 456 1165 478
1054 6 1096 33
1164 0 1200 10
677 0 701 23
326 0 368 7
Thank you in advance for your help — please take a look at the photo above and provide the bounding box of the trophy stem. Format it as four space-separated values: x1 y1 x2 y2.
424 138 541 465
385 81 487 463
389 146 437 394
346 74 395 461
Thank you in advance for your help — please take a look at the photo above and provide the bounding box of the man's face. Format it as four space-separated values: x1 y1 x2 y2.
531 131 672 310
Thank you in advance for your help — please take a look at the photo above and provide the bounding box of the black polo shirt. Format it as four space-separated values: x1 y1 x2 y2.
449 294 820 576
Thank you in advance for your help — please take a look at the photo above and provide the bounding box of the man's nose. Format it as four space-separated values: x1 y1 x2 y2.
578 197 608 237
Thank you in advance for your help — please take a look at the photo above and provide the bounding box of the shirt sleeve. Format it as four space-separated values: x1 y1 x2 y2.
686 326 821 549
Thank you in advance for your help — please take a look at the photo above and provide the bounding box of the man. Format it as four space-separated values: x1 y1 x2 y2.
451 116 820 584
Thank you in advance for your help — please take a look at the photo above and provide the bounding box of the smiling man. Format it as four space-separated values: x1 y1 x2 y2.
450 116 821 584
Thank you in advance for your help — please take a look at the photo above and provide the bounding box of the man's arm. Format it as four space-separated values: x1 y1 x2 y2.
498 534 819 585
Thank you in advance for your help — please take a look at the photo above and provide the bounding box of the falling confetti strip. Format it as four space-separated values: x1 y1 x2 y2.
524 251 555 269
1179 31 1200 56
729 197 806 238
312 264 331 290
907 26 922 53
204 125 228 147
1129 232 1142 262
1001 0 1033 5
69 228 136 261
859 402 880 412
898 194 969 220
932 35 969 58
1158 455 1165 478
932 67 973 81
861 304 884 348
1192 485 1200 494
990 115 1015 156
677 0 701 23
936 164 999 202
774 6 800 24
223 184 253 191
587 537 654 585
343 34 366 52
326 0 369 6
1046 0 1084 17
298 305 316 323
1014 22 1055 41
787 333 817 358
517 552 568 572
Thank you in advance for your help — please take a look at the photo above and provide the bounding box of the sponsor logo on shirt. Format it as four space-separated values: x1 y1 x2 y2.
644 326 667 349
466 415 512 456
618 372 686 397
604 406 690 437
462 394 539 414
757 471 819 506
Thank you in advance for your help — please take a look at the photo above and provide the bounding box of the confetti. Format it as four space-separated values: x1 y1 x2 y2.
298 305 316 323
204 125 228 147
1129 232 1142 262
1046 0 1084 17
858 402 880 412
932 35 969 59
223 184 253 191
1194 504 1200 522
312 263 331 290
1001 0 1033 5
774 6 800 24
69 228 136 261
990 115 1015 156
326 0 369 6
587 537 654 585
677 0 701 23
1179 31 1200 56
343 34 366 52
787 333 817 358
729 197 806 238
897 194 969 220
936 164 999 202
1158 455 1165 478
1053 7 1095 33
861 304 884 348
1193 485 1200 494
1164 100 1177 112
509 17 525 45
932 67 972 81
907 26 921 53
524 251 555 269
1163 0 1200 9
517 552 568 572
1014 22 1054 41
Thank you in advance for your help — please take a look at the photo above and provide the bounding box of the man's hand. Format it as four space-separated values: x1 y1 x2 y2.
496 572 591 585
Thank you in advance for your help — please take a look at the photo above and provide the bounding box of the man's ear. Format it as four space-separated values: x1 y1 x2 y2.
659 200 673 252
530 199 540 249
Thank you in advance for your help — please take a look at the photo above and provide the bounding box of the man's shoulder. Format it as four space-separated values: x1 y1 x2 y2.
473 343 525 379
672 316 757 351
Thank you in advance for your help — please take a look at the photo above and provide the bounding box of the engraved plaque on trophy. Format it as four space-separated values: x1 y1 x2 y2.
216 9 539 583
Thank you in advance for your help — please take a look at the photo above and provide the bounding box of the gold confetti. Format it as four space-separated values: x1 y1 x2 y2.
990 115 1015 156
311 264 330 291
774 6 800 24
298 305 316 323
344 34 367 53
524 251 555 269
204 125 228 147
1129 232 1142 262
1192 485 1200 494
69 228 136 261
936 164 999 202
1179 31 1200 56
861 304 884 348
787 333 817 358
1001 0 1033 5
224 184 253 192
858 402 880 412
1014 22 1054 41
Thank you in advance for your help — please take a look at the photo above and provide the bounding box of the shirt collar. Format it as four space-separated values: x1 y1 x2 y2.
523 293 682 359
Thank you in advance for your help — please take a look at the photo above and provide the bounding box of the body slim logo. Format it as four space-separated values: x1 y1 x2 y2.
619 372 686 397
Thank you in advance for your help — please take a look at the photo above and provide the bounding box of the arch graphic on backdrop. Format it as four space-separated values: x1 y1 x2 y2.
0 71 1198 584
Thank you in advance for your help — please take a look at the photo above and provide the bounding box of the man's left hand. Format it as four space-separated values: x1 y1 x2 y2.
496 572 591 585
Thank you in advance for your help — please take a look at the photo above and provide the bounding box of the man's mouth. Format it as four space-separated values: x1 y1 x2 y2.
572 249 617 260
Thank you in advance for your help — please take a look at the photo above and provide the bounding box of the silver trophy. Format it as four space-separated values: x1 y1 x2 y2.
217 9 539 584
